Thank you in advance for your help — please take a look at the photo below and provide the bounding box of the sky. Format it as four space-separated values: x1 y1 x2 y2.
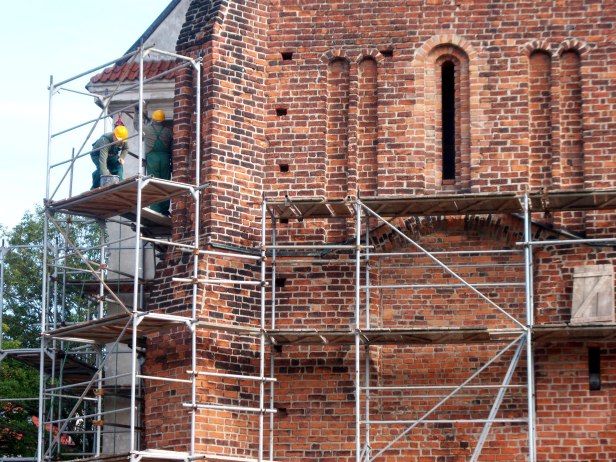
0 0 173 230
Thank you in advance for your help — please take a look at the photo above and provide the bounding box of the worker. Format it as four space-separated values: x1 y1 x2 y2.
90 125 129 189
134 108 173 215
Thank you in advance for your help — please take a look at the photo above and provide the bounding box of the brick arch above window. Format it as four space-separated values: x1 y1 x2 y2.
431 47 466 66
414 34 479 63
353 49 386 64
556 39 592 58
317 50 351 85
372 214 526 252
320 49 349 64
520 39 552 57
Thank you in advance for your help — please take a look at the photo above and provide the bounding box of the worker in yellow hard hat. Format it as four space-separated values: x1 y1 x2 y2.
134 107 173 215
90 125 129 189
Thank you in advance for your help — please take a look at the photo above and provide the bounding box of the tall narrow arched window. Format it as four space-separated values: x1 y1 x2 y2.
414 38 475 192
416 42 470 191
434 50 468 190
441 61 456 181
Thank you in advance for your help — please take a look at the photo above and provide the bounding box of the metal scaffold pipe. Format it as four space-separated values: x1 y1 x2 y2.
523 193 537 462
354 197 362 462
128 44 146 461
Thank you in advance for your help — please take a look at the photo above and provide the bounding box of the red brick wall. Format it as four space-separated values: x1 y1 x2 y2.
535 344 616 462
175 0 268 246
144 326 192 448
144 0 616 459
265 0 616 203
145 0 270 452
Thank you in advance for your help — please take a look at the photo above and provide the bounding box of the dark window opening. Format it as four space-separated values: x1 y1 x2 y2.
442 61 456 181
276 107 288 117
279 218 289 224
589 347 601 391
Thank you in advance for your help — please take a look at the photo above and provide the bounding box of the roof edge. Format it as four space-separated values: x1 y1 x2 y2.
124 0 183 55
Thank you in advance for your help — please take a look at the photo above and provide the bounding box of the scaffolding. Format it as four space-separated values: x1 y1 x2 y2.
262 190 616 462
27 41 616 462
38 45 206 461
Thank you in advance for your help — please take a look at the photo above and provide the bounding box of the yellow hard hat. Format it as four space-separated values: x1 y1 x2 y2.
152 110 165 122
114 125 129 141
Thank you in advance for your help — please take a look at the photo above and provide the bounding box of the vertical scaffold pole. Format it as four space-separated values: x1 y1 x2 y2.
95 344 103 456
269 209 277 461
0 241 5 352
355 198 362 462
523 193 536 462
364 212 371 460
129 46 146 461
39 74 55 461
49 244 59 458
95 242 106 456
190 54 202 458
259 196 267 461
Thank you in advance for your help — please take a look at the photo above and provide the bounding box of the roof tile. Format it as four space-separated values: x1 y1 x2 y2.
90 60 178 84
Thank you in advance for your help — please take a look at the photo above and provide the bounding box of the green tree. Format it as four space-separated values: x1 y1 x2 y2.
1 207 103 457
0 334 39 457
2 207 103 347
2 211 44 348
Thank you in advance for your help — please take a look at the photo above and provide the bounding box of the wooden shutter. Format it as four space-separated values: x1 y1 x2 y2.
571 264 614 324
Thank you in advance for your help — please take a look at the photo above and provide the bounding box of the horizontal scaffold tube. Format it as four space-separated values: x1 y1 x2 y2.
185 403 277 414
265 244 371 250
172 277 263 286
363 282 525 289
364 418 528 425
189 370 277 382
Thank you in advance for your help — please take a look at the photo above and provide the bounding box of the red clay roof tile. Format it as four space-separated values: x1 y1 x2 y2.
90 60 178 84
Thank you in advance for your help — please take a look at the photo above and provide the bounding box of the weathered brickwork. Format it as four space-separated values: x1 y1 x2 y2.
266 0 615 202
147 250 264 454
535 344 616 461
144 0 616 460
359 343 528 460
175 0 268 246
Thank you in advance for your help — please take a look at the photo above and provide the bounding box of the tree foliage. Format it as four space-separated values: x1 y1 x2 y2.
1 207 103 457
2 207 103 347
0 402 38 456
0 337 40 457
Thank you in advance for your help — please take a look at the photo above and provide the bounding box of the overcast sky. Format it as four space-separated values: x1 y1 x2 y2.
0 0 173 230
